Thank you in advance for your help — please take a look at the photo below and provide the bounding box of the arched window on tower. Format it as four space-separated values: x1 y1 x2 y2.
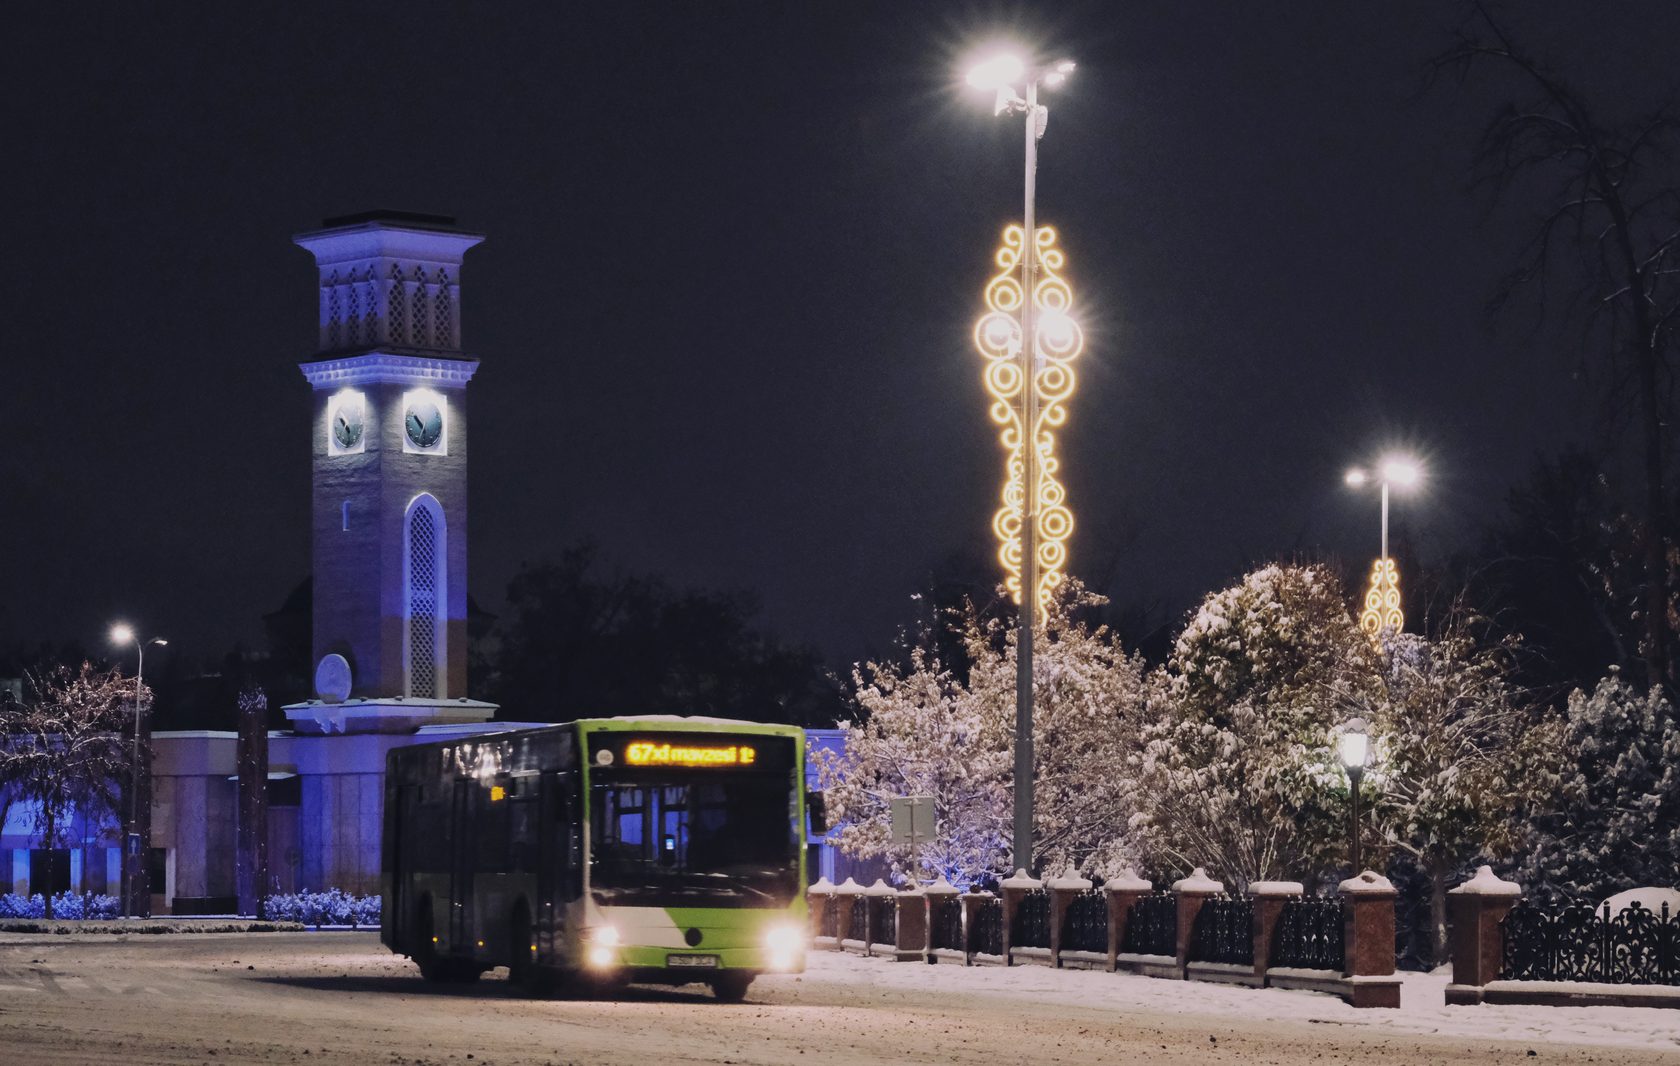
403 495 447 699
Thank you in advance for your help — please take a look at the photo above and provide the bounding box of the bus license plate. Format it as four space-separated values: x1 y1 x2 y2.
667 954 719 968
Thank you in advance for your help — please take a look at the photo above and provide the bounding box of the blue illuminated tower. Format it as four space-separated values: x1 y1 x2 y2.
284 211 497 733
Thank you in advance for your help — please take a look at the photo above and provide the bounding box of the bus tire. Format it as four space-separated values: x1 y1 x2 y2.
710 973 754 1002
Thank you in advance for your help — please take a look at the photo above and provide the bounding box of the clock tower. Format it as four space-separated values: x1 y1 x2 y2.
284 211 497 733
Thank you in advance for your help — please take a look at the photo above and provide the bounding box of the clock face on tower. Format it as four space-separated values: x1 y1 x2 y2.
402 390 447 454
326 389 366 455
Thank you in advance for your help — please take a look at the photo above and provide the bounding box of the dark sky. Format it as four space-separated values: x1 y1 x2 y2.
5 2 1678 673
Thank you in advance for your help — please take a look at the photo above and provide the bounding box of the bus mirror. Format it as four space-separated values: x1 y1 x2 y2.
807 791 829 835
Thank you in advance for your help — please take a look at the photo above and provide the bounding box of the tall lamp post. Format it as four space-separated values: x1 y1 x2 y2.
110 623 165 918
1344 455 1421 637
1338 719 1369 875
967 49 1078 874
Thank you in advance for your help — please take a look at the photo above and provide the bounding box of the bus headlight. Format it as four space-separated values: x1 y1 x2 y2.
764 922 804 970
586 925 620 968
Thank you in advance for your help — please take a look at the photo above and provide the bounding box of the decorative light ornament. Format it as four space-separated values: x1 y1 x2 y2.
1359 557 1403 637
974 223 1083 622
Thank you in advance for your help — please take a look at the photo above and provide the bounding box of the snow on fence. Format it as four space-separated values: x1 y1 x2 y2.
804 867 1403 1008
1448 867 1680 1009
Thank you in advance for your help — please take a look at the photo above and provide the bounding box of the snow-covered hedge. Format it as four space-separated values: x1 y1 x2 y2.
262 888 381 928
0 892 121 920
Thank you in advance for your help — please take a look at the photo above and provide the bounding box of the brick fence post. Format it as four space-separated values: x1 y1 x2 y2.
807 876 835 947
893 884 926 962
1339 870 1401 1008
1000 869 1043 965
1248 879 1303 984
1445 865 1523 1005
1103 869 1151 972
833 877 863 948
1172 867 1223 978
1045 867 1093 967
923 877 960 963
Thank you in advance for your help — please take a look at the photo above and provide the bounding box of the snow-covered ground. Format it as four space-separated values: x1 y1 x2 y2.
0 932 1676 1065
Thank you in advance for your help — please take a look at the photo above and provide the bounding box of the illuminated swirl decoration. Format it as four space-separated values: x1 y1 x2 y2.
1359 557 1403 637
973 224 1084 623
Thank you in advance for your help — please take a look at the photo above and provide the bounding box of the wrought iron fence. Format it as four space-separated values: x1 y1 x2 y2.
1191 893 1254 965
930 896 965 951
1011 888 1052 949
848 894 868 940
1503 898 1680 985
1123 891 1178 956
1062 889 1109 954
1271 896 1344 970
820 896 838 939
973 896 1004 956
874 897 897 945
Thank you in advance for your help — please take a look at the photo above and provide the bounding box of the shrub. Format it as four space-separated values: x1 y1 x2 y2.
261 888 381 928
0 893 120 920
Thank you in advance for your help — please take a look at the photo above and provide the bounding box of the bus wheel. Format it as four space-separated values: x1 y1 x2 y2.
710 973 754 1002
508 905 545 992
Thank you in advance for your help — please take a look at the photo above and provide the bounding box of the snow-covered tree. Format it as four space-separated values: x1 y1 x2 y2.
1134 564 1380 885
1520 670 1680 900
0 663 136 918
1354 621 1561 962
817 580 1150 884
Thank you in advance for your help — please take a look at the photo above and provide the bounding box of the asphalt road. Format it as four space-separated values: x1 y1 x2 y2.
0 932 1673 1065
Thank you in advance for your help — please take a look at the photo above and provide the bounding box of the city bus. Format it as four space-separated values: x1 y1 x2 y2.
381 716 819 1000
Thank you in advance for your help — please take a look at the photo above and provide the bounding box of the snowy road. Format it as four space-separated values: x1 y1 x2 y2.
0 932 1676 1065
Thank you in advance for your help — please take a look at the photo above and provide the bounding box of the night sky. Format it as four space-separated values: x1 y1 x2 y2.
6 2 1677 674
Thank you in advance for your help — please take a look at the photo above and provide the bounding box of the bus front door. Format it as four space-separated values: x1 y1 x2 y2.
537 771 566 953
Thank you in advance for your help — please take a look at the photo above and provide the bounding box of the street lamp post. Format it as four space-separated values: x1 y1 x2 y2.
1338 719 1369 875
1344 456 1421 637
110 623 166 918
967 51 1077 874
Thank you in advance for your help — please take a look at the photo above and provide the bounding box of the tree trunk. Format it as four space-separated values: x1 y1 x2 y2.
41 808 56 921
1428 858 1450 969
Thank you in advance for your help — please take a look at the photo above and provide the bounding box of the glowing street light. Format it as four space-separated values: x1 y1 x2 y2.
1338 718 1370 875
1344 454 1422 637
110 623 166 918
966 46 1081 875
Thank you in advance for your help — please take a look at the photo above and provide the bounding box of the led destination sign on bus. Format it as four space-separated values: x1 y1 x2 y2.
624 741 757 768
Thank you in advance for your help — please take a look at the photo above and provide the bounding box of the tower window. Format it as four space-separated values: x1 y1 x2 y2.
404 497 445 699
341 500 350 532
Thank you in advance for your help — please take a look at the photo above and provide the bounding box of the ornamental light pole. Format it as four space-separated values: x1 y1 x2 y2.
110 623 165 918
1344 455 1421 637
1338 718 1370 874
967 49 1080 874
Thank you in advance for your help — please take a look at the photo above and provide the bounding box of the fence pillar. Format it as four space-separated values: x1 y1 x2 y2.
1248 880 1303 984
1046 867 1093 967
1000 869 1043 965
807 877 835 947
1445 865 1523 1005
864 878 895 956
1339 870 1401 1008
923 877 960 963
1103 870 1151 972
893 885 926 961
1172 868 1223 977
833 877 864 949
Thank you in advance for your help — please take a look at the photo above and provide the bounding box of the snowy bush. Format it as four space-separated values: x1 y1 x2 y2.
0 893 120 919
261 888 381 928
818 579 1150 885
1520 670 1680 901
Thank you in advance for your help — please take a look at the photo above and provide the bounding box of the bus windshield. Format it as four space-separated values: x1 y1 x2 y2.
589 774 799 906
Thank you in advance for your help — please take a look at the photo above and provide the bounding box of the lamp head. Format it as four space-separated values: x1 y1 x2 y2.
966 53 1025 92
1338 719 1369 770
151 638 169 648
109 623 136 646
1344 468 1368 488
1380 456 1422 488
